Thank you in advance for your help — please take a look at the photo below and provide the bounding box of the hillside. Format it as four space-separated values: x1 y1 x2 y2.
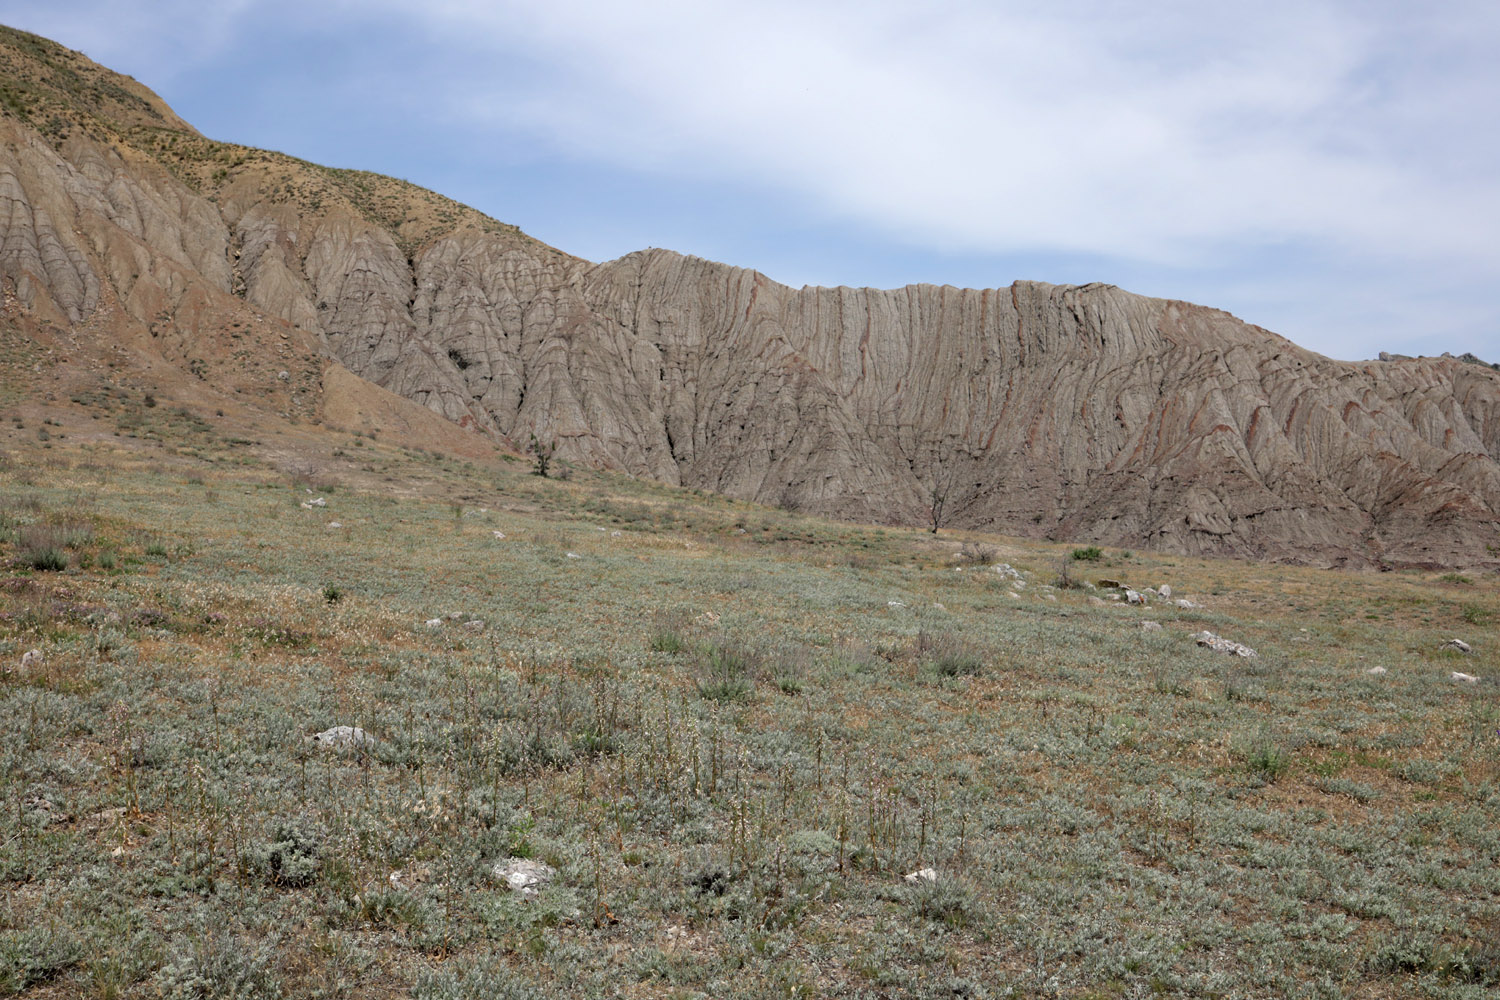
2 25 1499 568
2 388 1498 998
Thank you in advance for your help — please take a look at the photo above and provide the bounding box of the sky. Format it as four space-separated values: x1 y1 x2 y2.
5 0 1498 361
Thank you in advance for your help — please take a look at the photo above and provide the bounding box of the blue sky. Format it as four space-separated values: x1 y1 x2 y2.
6 0 1499 361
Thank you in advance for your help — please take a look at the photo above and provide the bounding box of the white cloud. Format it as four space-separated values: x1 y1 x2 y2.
387 0 1500 277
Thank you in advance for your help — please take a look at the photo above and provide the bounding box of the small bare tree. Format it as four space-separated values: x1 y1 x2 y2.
919 437 982 534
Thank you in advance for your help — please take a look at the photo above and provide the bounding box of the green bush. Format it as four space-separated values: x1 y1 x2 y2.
24 544 67 571
1071 545 1103 561
254 821 321 887
1245 737 1290 783
648 628 684 653
156 931 282 1000
696 642 758 702
0 927 81 994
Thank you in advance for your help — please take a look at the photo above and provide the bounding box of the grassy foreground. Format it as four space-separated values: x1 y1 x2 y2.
1 436 1497 999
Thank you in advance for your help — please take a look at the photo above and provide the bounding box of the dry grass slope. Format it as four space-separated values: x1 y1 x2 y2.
1 419 1497 999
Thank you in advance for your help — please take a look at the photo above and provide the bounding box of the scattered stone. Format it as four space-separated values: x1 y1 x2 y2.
1450 671 1479 684
696 611 721 624
1443 639 1472 654
932 602 945 610
1089 596 1109 607
566 552 581 559
1141 621 1162 632
300 497 327 509
277 370 289 380
462 619 485 631
1007 591 1021 600
447 611 463 620
310 725 374 749
1159 584 1173 599
1366 666 1387 675
993 564 1022 580
1044 593 1057 601
611 530 622 537
327 521 342 529
904 868 938 885
492 858 555 899
1175 598 1201 609
90 806 128 825
424 618 443 629
20 648 42 670
1194 631 1258 658
887 600 905 608
492 530 506 539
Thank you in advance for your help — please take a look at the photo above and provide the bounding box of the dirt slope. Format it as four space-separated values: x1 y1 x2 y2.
2 25 1497 567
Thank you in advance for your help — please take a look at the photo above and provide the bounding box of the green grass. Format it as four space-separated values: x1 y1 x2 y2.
1 437 1497 998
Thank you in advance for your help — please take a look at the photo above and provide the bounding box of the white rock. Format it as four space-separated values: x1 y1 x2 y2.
277 370 289 380
1194 631 1257 658
306 497 326 507
492 858 555 899
1366 666 1387 675
904 868 938 885
611 530 622 537
327 521 342 529
1175 598 1200 609
1450 671 1479 684
1159 584 1173 599
448 611 462 620
492 531 506 539
887 600 905 608
425 618 443 628
1443 639 1472 654
463 620 485 631
20 649 43 669
311 725 374 749
1141 621 1162 632
566 552 581 559
1007 591 1021 600
1044 593 1057 601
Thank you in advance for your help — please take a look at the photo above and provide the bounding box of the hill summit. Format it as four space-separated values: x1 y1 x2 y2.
1 24 1497 568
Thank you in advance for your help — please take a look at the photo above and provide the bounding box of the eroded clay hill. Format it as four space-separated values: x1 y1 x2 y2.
2 25 1498 567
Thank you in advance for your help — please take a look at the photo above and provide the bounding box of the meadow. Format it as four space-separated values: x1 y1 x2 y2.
1 431 1497 999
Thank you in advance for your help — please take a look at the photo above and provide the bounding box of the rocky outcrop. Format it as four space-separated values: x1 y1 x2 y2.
2 25 1499 567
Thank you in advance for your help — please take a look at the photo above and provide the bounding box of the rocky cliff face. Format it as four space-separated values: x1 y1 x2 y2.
3 25 1498 567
